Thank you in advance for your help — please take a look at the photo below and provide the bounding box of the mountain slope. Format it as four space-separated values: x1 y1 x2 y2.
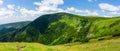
0 21 31 29
0 21 31 34
0 21 31 41
7 13 120 45
0 36 120 51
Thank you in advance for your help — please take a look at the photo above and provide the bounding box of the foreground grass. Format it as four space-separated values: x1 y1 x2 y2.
1 38 120 51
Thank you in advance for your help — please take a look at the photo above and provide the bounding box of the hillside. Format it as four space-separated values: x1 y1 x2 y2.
0 21 31 41
3 12 120 45
0 21 31 30
0 37 120 51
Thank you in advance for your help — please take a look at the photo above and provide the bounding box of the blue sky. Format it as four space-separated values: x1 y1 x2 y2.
0 0 120 24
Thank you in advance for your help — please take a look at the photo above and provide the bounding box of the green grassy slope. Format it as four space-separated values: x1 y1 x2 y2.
1 37 120 51
7 12 120 45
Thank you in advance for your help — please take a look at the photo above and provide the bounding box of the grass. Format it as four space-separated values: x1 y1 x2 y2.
0 37 120 51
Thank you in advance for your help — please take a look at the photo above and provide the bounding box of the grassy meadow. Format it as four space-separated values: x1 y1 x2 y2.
0 37 120 51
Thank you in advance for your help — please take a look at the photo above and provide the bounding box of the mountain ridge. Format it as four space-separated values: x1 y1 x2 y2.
1 12 120 45
0 21 31 41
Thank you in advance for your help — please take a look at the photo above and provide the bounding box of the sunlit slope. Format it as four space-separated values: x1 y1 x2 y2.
8 12 120 45
1 37 120 51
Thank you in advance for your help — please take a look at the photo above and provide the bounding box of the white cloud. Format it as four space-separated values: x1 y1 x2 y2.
0 16 34 24
85 10 99 15
110 12 118 14
18 0 65 19
66 7 82 13
99 3 120 17
99 3 120 12
20 8 37 17
0 0 3 5
109 12 120 16
34 0 64 6
33 0 64 13
0 0 65 24
0 7 18 24
64 7 99 16
65 7 99 16
0 8 15 17
0 0 100 24
7 4 15 9
88 11 98 15
103 15 112 17
1 0 120 24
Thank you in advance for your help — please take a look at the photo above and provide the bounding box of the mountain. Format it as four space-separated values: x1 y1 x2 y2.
0 21 31 41
0 21 31 29
2 12 120 45
0 21 31 34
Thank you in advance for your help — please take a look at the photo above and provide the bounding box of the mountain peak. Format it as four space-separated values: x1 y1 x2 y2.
2 13 120 45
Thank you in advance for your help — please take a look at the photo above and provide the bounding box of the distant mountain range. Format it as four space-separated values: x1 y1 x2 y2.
0 21 31 41
0 21 31 30
0 12 120 45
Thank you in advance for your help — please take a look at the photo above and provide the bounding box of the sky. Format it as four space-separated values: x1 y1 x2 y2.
0 0 120 24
